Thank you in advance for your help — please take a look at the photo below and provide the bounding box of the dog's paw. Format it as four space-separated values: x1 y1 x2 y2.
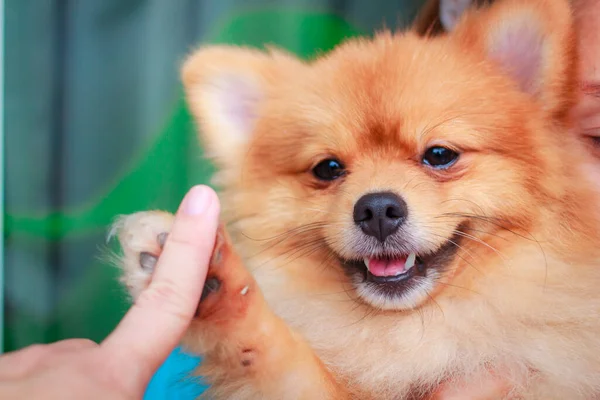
111 211 268 363
111 212 258 322
110 211 174 299
193 226 259 324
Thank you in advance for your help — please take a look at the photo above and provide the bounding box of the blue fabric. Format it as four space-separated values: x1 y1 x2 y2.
144 347 208 400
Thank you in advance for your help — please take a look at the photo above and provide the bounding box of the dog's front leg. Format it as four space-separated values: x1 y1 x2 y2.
113 211 349 400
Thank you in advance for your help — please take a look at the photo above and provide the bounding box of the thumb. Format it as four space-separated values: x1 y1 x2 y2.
101 185 220 394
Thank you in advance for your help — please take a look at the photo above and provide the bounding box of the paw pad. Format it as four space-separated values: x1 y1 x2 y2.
240 348 256 367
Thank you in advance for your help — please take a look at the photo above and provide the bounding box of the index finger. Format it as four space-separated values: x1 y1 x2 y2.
101 185 220 391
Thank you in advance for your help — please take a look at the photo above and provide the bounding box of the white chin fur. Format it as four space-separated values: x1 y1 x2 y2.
355 272 438 311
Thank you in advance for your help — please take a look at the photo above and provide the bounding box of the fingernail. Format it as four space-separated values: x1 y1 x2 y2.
182 185 211 215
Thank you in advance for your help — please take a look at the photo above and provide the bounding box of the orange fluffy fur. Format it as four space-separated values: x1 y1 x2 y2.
114 0 600 398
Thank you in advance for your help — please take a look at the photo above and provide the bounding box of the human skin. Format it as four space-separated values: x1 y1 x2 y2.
0 186 220 399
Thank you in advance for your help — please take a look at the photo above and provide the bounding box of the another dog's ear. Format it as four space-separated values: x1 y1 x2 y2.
453 0 576 117
181 46 296 175
439 0 474 32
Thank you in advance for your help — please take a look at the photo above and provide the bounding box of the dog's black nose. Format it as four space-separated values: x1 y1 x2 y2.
353 192 407 242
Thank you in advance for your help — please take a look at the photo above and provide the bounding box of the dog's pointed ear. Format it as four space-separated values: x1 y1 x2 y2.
181 46 297 177
439 0 474 32
453 0 576 117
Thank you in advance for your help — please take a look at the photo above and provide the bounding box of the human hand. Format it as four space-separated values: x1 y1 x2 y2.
0 185 220 399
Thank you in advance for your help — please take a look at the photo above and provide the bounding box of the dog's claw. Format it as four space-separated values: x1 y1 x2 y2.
200 277 222 303
139 252 158 272
157 232 168 248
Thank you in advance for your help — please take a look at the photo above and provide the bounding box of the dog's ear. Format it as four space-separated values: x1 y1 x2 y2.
453 0 576 118
439 0 474 31
181 46 298 178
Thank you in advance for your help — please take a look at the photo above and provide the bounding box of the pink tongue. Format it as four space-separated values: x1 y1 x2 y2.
368 257 408 277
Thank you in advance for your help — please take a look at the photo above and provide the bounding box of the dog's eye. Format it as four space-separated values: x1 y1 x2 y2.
581 128 600 149
422 146 459 169
312 159 346 181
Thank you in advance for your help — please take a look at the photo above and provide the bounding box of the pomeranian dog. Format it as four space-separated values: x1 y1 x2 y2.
113 0 600 398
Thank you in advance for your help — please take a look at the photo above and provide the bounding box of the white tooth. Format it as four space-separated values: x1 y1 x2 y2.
405 253 416 270
364 258 370 271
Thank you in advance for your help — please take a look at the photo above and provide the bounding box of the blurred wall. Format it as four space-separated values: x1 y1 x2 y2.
4 0 426 351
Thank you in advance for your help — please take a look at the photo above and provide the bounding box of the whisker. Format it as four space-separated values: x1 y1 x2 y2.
422 234 484 274
451 230 508 262
433 279 482 296
242 221 329 242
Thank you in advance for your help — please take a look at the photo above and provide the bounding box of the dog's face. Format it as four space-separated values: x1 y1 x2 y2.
183 0 575 310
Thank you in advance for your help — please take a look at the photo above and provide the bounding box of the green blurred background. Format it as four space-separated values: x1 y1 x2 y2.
4 0 428 352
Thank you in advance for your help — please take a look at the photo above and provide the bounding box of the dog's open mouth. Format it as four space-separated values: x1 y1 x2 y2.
337 231 463 310
363 253 425 283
